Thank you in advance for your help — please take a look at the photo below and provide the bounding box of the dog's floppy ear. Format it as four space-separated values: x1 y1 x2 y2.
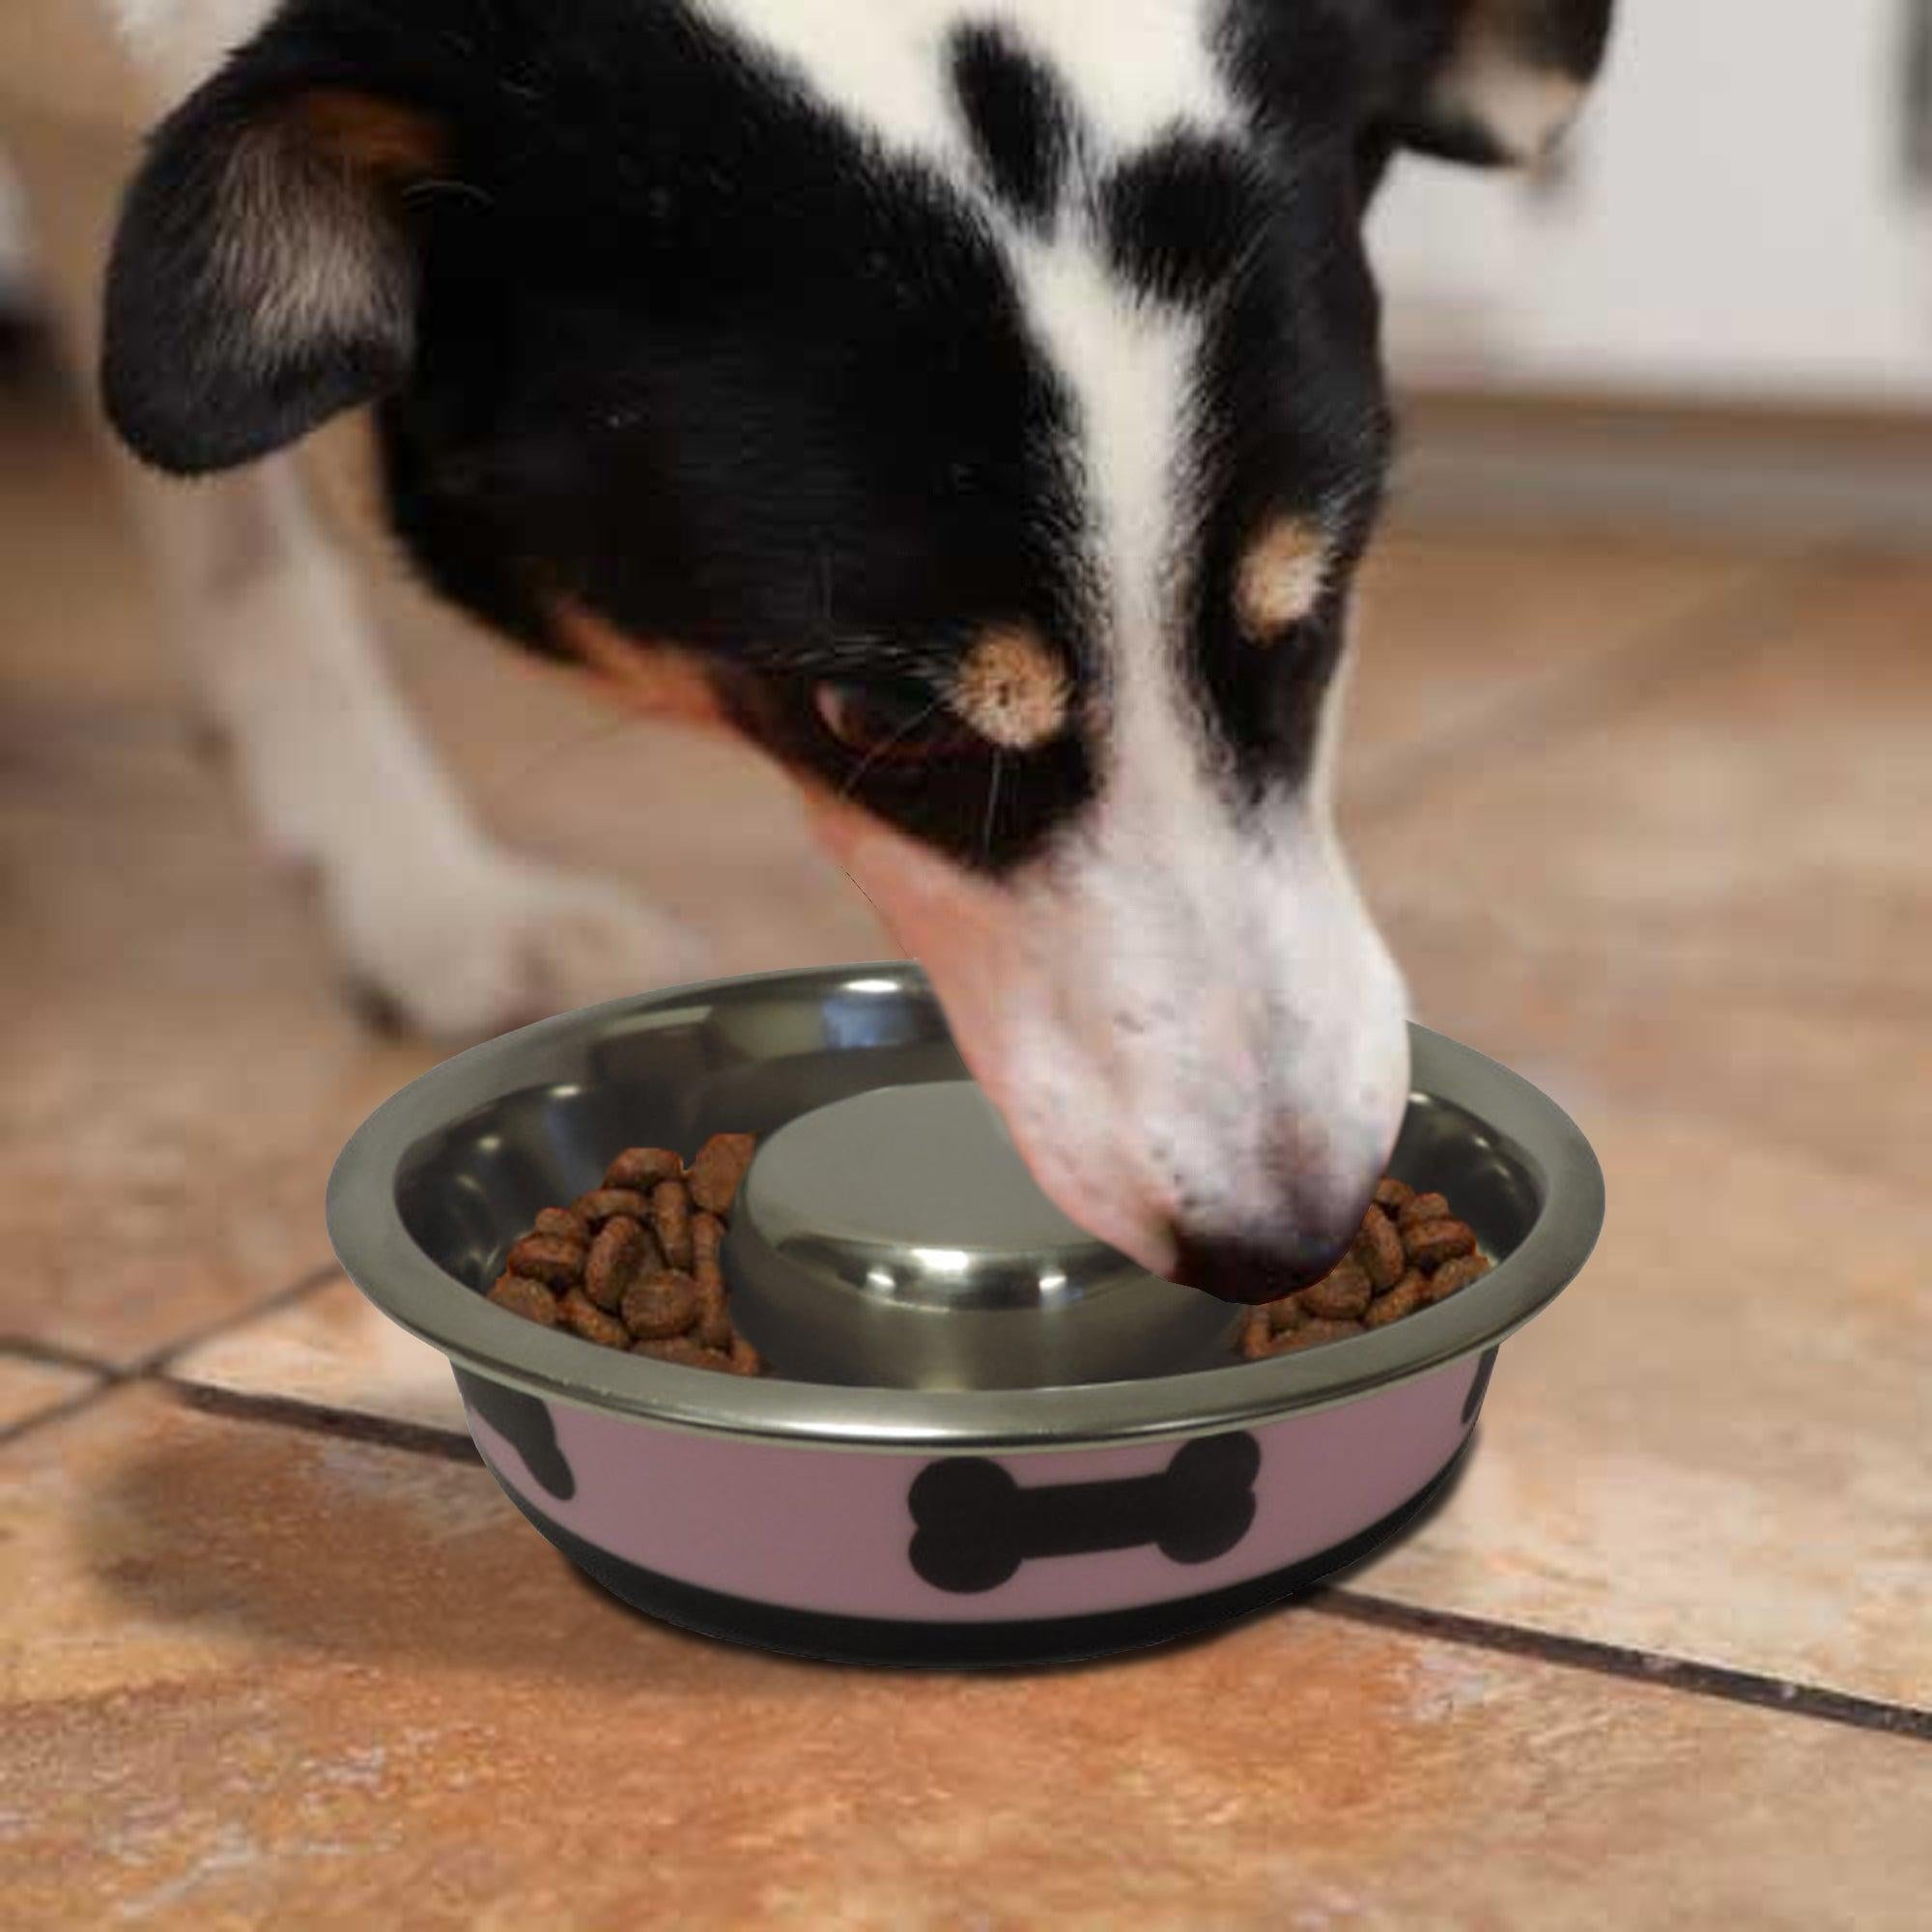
102 55 447 475
1385 0 1616 167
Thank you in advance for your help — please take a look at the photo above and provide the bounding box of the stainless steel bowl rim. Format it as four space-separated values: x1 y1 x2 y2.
327 965 1605 1454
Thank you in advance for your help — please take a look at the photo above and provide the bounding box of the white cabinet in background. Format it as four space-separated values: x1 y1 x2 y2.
1372 0 1932 407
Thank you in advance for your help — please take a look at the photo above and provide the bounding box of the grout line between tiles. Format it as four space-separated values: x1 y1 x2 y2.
142 1378 1932 1745
0 1335 125 1378
137 1263 347 1377
0 1379 124 1451
1311 1589 1932 1743
163 1378 480 1463
1346 544 1843 824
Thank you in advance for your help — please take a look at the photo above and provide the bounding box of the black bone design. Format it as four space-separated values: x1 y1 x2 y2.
908 1433 1262 1595
454 1367 576 1500
1462 1347 1500 1427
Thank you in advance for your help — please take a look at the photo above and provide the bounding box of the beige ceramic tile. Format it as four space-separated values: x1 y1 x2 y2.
1354 1108 1932 1711
0 684 440 1366
1339 522 1775 781
5 1389 1928 1930
0 1352 101 1435
0 369 170 704
1352 554 1931 1011
168 1277 469 1438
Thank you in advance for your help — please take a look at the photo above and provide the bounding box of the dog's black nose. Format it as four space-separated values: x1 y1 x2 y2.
1168 1228 1358 1306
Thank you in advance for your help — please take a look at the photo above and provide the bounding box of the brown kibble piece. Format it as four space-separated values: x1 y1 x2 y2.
1232 1177 1490 1361
622 1268 700 1341
1424 1252 1493 1303
559 1288 629 1350
1350 1207 1406 1292
1374 1178 1414 1216
1398 1191 1450 1229
604 1147 684 1192
1406 1218 1479 1270
1300 1257 1373 1321
726 1334 764 1377
688 1133 758 1214
633 1335 716 1369
583 1215 654 1312
1364 1270 1427 1328
1273 1317 1366 1352
651 1179 695 1270
533 1206 591 1245
693 1274 734 1351
691 1211 726 1273
504 1234 585 1289
571 1188 654 1229
1265 1293 1309 1335
488 1273 559 1326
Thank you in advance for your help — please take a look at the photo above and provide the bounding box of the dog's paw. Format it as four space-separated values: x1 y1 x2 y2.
325 848 708 1041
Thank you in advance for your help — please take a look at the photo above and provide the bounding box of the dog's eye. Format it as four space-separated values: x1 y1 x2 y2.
813 681 980 764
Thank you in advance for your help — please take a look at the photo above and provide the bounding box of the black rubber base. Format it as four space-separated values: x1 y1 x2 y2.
480 1434 1477 1670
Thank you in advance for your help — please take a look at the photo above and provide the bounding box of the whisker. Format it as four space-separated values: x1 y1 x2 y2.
837 694 951 801
982 749 1006 862
474 708 648 808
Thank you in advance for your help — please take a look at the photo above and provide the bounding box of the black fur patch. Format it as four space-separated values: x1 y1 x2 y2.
949 22 1076 230
1100 132 1272 307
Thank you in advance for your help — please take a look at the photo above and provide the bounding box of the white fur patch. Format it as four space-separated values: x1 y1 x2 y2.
216 125 412 367
692 1 1234 162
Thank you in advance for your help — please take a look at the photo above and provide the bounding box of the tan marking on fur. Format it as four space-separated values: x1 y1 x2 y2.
296 89 447 177
951 626 1070 751
1235 518 1331 641
549 601 735 730
1435 1 1589 160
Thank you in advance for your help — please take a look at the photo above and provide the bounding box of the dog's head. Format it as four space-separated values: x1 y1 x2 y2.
103 0 1613 1300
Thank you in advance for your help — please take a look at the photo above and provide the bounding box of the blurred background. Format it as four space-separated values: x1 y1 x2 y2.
0 6 1926 1918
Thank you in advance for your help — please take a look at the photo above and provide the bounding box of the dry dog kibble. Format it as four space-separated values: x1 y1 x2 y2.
1351 1206 1406 1292
1404 1219 1478 1271
634 1334 719 1370
605 1147 684 1192
559 1288 630 1350
571 1188 654 1229
688 1133 758 1214
487 1137 767 1375
533 1206 591 1245
1274 1317 1367 1352
503 1234 585 1290
1374 1178 1413 1217
1300 1256 1373 1321
1240 1177 1492 1361
1398 1191 1450 1230
1424 1252 1492 1303
621 1269 701 1342
650 1179 695 1271
583 1215 656 1312
1363 1269 1427 1328
488 1273 559 1325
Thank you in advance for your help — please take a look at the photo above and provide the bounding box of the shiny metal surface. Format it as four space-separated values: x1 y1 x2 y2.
327 964 1605 1453
724 1083 1243 1388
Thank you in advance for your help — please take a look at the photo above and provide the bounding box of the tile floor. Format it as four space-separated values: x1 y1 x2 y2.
3 351 1928 1926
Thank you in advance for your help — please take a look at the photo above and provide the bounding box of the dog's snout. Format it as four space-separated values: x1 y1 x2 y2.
1169 1224 1361 1307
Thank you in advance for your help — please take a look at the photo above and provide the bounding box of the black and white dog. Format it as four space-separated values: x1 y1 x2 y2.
101 0 1614 1301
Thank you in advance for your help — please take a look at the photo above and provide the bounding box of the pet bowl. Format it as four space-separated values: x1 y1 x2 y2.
327 965 1604 1668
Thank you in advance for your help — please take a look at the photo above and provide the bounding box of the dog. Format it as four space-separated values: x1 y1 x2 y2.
98 0 1614 1301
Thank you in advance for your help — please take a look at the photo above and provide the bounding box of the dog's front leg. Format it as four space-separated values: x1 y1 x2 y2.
126 457 707 1036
